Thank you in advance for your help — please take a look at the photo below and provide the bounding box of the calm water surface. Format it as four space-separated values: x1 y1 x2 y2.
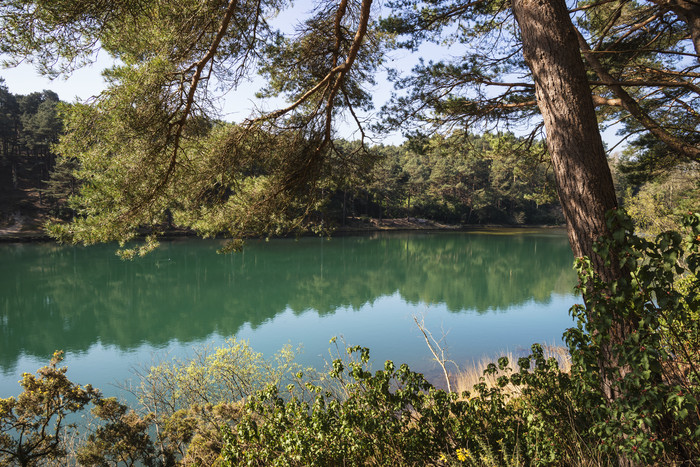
1 230 578 398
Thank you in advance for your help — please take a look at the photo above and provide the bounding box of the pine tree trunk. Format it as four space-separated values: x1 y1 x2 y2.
512 4 636 465
512 0 619 275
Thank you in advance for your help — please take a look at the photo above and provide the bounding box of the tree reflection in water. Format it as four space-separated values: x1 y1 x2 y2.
0 230 576 391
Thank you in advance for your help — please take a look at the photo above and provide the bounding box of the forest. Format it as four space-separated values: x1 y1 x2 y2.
1 81 697 235
1 80 565 231
0 83 66 229
1 0 700 465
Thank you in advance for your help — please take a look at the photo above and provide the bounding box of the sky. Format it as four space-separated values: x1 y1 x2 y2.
1 55 113 104
0 48 414 144
0 4 623 151
0 53 625 152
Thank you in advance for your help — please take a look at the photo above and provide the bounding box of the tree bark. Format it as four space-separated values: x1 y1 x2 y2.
512 3 637 465
512 0 619 282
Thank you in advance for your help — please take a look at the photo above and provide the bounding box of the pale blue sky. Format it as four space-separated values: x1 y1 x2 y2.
0 11 623 152
1 47 413 144
1 54 623 151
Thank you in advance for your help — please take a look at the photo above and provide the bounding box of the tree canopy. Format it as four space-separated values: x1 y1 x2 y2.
0 0 697 261
383 0 699 158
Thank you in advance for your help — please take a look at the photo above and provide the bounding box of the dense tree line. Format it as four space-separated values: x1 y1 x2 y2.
0 79 564 231
0 80 72 226
331 132 561 226
0 81 61 184
0 77 695 233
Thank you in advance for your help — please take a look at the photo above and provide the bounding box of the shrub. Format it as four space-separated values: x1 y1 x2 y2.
0 351 100 467
563 211 700 464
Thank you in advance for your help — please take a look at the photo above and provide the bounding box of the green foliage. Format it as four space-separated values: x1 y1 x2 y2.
0 351 100 467
0 82 66 228
217 343 588 466
41 156 80 219
133 338 303 417
221 345 463 466
623 162 700 237
77 398 157 467
121 338 308 463
17 91 62 158
1 0 387 250
334 131 560 226
565 210 700 464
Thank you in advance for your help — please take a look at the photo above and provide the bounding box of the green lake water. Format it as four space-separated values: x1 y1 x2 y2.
1 229 578 398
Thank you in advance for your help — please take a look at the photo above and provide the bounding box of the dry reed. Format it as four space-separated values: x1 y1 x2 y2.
452 344 572 397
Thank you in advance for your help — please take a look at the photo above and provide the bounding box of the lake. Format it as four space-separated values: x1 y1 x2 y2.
1 229 578 399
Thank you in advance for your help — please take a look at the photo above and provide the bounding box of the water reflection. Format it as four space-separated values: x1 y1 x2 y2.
0 230 576 375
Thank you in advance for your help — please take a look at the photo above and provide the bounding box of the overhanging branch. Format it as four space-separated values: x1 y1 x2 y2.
577 27 700 162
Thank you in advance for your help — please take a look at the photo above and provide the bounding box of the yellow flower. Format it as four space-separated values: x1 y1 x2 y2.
456 448 471 462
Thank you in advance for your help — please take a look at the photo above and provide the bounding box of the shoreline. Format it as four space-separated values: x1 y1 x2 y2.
0 217 566 243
